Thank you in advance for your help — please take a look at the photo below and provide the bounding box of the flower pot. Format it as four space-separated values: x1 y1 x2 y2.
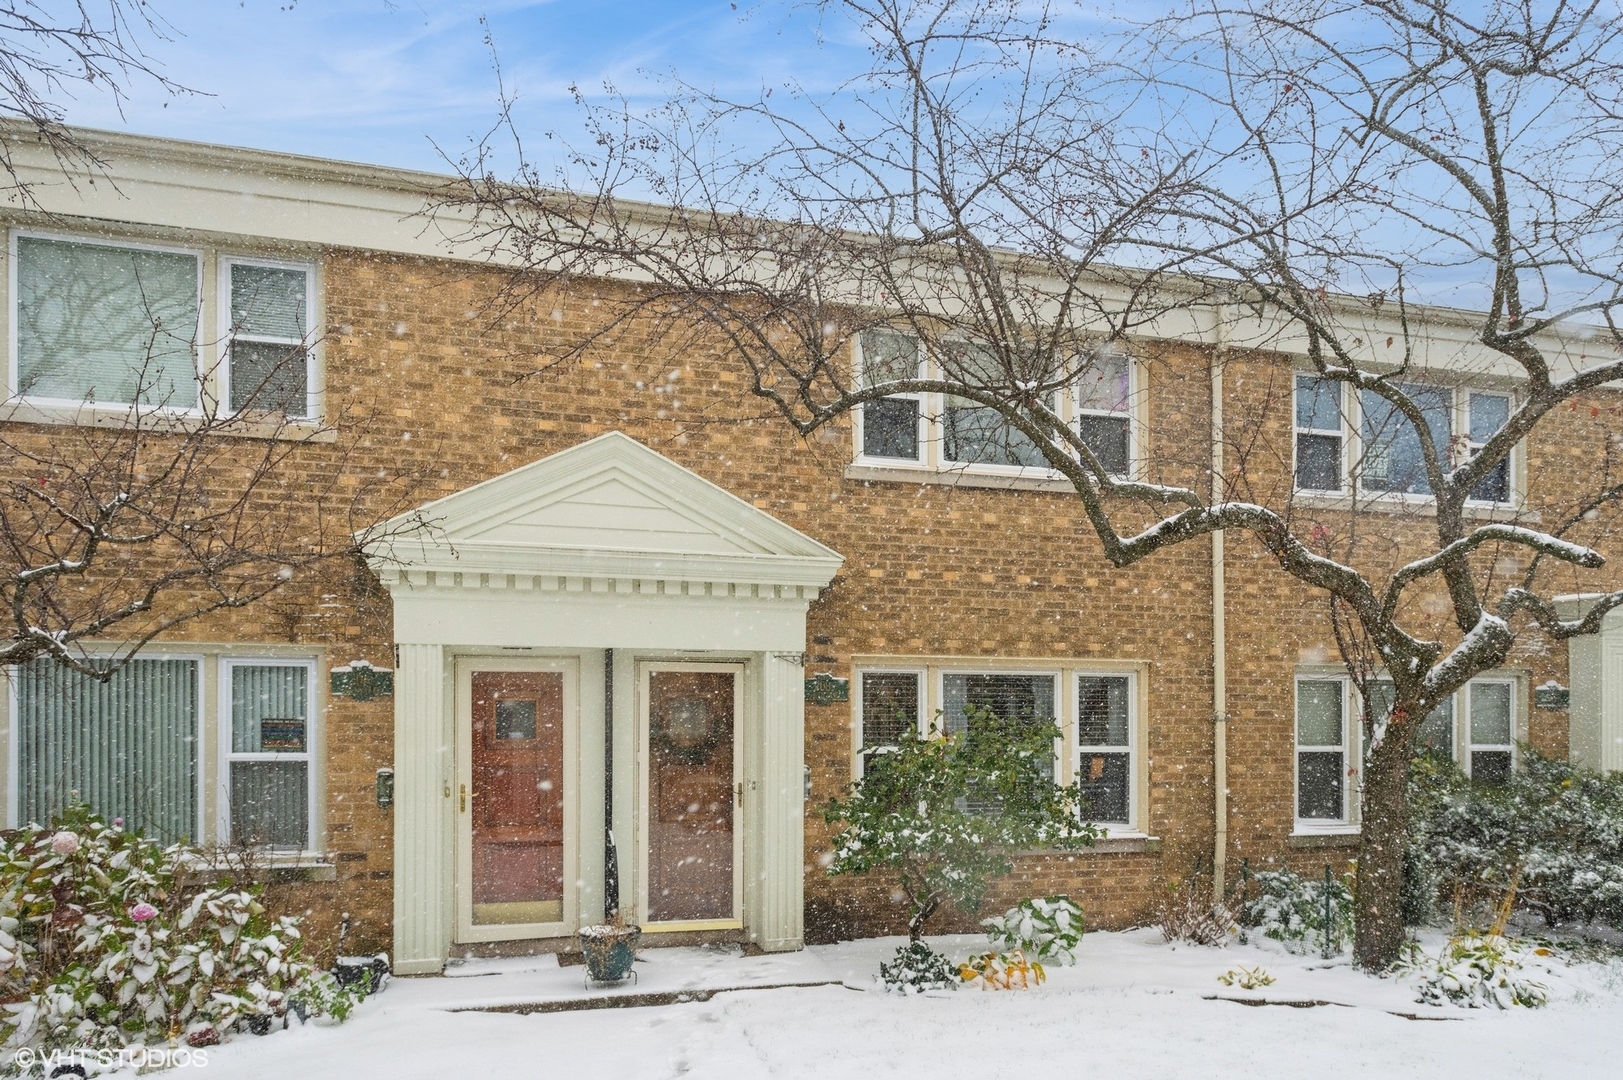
576 924 641 984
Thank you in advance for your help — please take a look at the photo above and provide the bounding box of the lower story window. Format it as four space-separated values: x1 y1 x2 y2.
8 651 320 850
224 659 315 850
1076 675 1133 825
13 656 200 843
1296 678 1351 826
857 670 922 772
1466 680 1515 784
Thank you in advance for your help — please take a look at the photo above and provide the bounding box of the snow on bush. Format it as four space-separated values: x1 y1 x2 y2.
1407 752 1623 931
1241 869 1354 955
1394 934 1552 1009
1159 875 1236 946
0 803 360 1057
877 942 958 993
981 896 1083 965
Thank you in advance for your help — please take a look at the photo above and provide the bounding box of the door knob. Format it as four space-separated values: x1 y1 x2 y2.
460 784 468 813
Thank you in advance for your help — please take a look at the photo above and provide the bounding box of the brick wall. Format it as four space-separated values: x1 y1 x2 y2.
8 245 1622 956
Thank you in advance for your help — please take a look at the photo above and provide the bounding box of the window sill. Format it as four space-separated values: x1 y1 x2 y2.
1 399 335 443
179 851 335 882
1287 830 1360 849
845 462 1076 493
1291 491 1536 523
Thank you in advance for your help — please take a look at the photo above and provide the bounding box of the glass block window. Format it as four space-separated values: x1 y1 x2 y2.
14 235 200 407
1076 674 1132 825
1466 680 1515 785
1295 375 1345 492
14 657 199 843
857 670 922 772
1467 392 1512 503
1296 678 1348 823
225 660 313 850
1077 352 1132 477
227 261 312 416
1360 383 1452 495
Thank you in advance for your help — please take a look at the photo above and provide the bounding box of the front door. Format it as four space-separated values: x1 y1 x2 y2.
455 657 576 942
639 662 743 929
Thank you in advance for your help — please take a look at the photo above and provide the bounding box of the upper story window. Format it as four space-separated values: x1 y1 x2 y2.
853 332 1138 480
7 230 319 425
13 234 201 408
941 343 1053 469
1076 352 1132 477
225 259 314 418
1292 375 1516 504
857 330 924 462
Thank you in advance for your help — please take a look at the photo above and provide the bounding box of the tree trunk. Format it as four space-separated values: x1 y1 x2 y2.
1354 723 1412 971
908 893 942 942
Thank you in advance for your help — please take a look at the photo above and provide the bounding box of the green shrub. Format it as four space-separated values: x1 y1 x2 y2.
1241 868 1353 955
1407 752 1623 930
877 942 958 993
1393 933 1551 1009
824 707 1100 941
0 803 360 1054
981 896 1084 965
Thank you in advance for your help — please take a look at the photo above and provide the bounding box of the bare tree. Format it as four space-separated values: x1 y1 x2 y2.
0 1 194 199
2 338 426 677
442 0 1623 970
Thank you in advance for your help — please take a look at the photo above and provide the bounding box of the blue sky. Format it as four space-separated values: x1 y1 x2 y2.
58 1 854 174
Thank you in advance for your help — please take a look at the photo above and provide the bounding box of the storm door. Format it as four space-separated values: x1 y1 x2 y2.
455 657 576 942
638 662 743 928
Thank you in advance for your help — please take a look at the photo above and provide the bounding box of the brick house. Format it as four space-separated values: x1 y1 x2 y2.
2 127 1621 975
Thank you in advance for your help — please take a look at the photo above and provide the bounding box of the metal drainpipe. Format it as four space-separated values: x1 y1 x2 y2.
1211 300 1230 907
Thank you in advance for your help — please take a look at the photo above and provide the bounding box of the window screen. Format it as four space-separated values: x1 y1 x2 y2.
228 263 311 416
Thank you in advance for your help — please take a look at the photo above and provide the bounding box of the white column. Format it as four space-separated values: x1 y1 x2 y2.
752 651 805 952
392 643 450 974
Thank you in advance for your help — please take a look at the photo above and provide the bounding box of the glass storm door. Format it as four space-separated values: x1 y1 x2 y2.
642 664 742 926
457 660 574 940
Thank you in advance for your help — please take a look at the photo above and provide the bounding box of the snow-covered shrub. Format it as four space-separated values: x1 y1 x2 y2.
981 896 1083 965
1241 869 1354 955
1159 876 1236 946
877 942 958 993
824 708 1100 942
957 948 1045 990
0 803 360 1055
1408 752 1623 931
1394 934 1552 1009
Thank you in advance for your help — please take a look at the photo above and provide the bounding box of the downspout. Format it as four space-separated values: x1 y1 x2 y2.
605 648 619 920
1211 300 1230 906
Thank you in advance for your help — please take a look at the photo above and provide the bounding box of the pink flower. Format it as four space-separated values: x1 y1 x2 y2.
113 818 124 828
130 903 159 923
50 831 79 855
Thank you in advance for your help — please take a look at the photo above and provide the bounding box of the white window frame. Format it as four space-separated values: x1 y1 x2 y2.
1290 375 1520 508
849 333 1143 482
217 657 320 854
1294 674 1359 835
1463 390 1515 508
1292 374 1348 494
1462 677 1518 782
8 229 205 413
5 651 207 843
217 255 319 420
1073 349 1138 481
1074 670 1140 833
851 667 927 775
852 332 930 469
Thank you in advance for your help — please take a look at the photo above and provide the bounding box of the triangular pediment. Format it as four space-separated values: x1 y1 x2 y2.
367 432 842 588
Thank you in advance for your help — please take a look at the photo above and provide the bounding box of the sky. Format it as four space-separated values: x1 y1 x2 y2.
56 0 856 176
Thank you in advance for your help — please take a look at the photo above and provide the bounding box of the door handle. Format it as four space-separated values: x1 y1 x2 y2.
735 781 744 807
460 784 468 813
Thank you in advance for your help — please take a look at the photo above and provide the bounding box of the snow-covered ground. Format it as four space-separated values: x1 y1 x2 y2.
191 929 1621 1079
